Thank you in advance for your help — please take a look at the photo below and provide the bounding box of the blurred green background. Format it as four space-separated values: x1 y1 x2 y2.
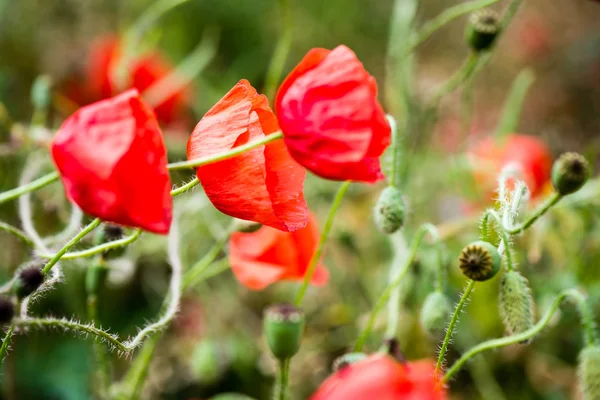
1 0 600 399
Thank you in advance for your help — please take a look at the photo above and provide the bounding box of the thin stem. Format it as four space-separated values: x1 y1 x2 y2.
504 193 562 235
119 335 161 400
354 223 441 351
494 69 535 137
167 131 283 171
295 181 351 306
436 280 476 373
88 294 110 398
0 171 59 205
442 289 595 382
0 222 33 247
0 325 14 364
264 0 293 102
190 258 230 283
41 218 102 275
170 177 199 197
430 53 479 107
406 0 500 55
276 358 291 400
182 226 232 290
387 114 403 188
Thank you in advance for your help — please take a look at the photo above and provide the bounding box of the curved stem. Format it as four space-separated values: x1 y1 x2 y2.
482 209 514 271
387 114 403 188
504 193 562 235
442 289 596 382
436 280 475 373
264 0 293 102
430 53 479 107
182 225 232 290
0 222 33 247
0 171 59 205
354 223 441 351
167 131 283 171
295 181 351 306
170 177 199 197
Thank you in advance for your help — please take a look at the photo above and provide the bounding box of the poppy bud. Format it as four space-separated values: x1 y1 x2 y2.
420 291 452 339
551 152 590 196
499 270 534 343
459 241 501 281
579 346 600 400
85 262 108 296
465 9 501 52
263 304 305 361
332 352 368 371
13 264 44 299
94 224 126 260
0 296 14 325
373 186 405 234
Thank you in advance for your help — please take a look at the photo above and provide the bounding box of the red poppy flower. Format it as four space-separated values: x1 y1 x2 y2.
228 213 327 290
187 79 308 232
81 36 189 124
310 355 446 400
468 134 553 200
51 89 172 234
275 45 391 183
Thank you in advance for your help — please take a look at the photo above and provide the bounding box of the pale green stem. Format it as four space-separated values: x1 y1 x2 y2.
431 53 479 107
295 181 351 306
387 114 403 188
182 227 232 290
168 131 283 170
276 358 291 400
170 177 200 197
435 280 476 373
0 171 59 205
504 192 562 235
494 69 535 137
88 294 110 398
0 222 33 247
264 0 293 102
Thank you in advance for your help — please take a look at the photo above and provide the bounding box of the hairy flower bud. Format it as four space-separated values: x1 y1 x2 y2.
499 270 534 343
263 304 305 361
0 296 14 325
466 9 501 52
333 352 368 371
420 291 452 338
579 346 600 400
13 263 44 299
459 241 501 281
373 186 405 234
551 152 590 196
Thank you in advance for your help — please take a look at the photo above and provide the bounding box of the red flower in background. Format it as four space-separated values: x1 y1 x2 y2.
51 89 172 234
187 80 308 232
70 36 190 124
310 355 446 400
275 45 391 183
229 213 327 290
468 134 553 200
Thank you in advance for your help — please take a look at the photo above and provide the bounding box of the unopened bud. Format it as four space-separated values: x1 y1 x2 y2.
0 296 14 325
579 346 600 400
263 304 304 361
552 152 590 196
459 241 501 281
465 9 501 52
13 263 44 299
373 186 405 234
420 291 452 338
499 270 534 343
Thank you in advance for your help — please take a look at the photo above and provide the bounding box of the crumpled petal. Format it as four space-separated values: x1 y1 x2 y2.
51 89 172 234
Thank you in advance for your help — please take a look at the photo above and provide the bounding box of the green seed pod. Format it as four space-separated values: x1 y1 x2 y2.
94 224 126 260
579 346 600 400
552 152 590 196
263 304 305 361
85 262 108 296
373 186 405 234
332 352 368 371
0 296 14 325
459 241 501 281
13 263 45 299
465 9 501 52
420 291 452 338
499 270 534 343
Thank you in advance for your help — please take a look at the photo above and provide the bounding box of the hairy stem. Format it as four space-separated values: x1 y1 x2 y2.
0 171 59 205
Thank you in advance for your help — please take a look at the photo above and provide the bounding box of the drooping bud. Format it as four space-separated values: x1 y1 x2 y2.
420 291 452 339
459 241 501 281
0 296 14 325
373 186 405 234
551 152 590 196
13 263 45 299
499 270 534 343
579 346 600 400
465 9 501 52
94 224 126 260
332 352 368 371
263 304 305 361
85 262 109 296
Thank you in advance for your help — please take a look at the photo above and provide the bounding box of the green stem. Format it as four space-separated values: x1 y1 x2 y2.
182 225 232 290
264 0 293 102
436 280 476 373
354 223 440 351
494 68 535 137
170 177 199 197
387 114 403 188
504 192 562 235
41 218 102 275
0 171 59 204
0 222 33 247
167 131 283 171
118 335 161 400
0 325 14 365
276 358 291 400
442 289 595 382
431 53 479 107
39 229 142 261
88 294 110 398
480 213 490 242
295 181 351 306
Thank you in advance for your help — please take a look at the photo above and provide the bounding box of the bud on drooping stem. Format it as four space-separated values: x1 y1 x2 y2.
263 304 305 361
579 346 600 400
551 152 590 196
499 270 535 343
373 186 405 234
420 291 452 339
0 296 14 325
13 263 44 299
459 241 501 281
465 9 501 52
332 353 368 371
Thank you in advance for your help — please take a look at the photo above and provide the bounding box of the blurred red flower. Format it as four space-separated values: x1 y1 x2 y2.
51 89 172 234
310 355 446 400
229 213 327 290
468 134 553 200
275 45 391 183
187 79 308 232
72 36 190 124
